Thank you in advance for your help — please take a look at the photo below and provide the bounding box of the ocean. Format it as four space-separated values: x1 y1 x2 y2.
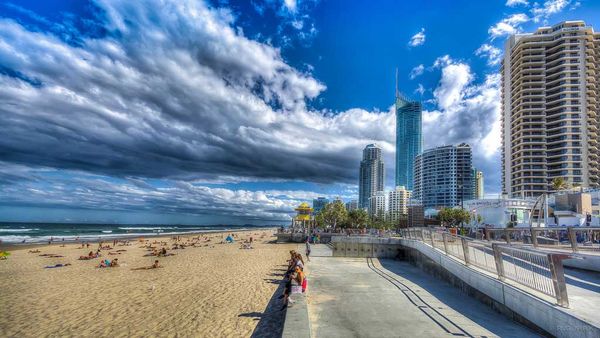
0 222 275 244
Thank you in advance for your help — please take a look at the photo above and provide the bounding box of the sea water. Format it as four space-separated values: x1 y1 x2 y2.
0 222 272 244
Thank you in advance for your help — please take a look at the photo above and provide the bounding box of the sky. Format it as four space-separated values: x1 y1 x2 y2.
0 0 599 224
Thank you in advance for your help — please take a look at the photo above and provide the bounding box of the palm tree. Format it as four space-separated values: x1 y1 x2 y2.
551 177 570 191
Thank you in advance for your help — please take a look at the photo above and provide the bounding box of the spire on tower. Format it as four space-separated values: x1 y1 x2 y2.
395 67 399 98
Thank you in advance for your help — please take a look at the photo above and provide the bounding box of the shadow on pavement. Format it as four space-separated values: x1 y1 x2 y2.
378 259 541 338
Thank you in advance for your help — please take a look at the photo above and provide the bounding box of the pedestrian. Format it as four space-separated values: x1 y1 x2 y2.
305 239 311 262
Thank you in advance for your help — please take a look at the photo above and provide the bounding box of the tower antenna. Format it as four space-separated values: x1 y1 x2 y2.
395 67 399 98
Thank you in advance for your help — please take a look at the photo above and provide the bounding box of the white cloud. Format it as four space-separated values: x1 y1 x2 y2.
433 62 473 111
475 44 502 66
433 55 452 68
283 0 297 12
488 13 529 39
409 64 424 79
532 0 571 22
414 84 425 95
423 56 502 191
409 28 426 47
506 0 529 6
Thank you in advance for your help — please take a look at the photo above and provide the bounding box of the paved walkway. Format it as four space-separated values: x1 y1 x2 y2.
305 246 541 338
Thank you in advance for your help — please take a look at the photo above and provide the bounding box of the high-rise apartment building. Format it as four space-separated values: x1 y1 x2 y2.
312 197 329 215
502 21 600 197
359 144 385 209
368 191 387 220
395 94 422 190
473 169 484 199
388 186 411 223
413 143 474 208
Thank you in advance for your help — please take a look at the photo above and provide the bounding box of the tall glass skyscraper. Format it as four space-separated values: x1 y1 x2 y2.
395 95 422 190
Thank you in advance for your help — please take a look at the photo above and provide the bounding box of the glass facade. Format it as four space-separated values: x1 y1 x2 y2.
395 96 422 190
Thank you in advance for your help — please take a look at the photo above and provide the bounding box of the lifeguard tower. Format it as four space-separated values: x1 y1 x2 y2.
291 202 316 233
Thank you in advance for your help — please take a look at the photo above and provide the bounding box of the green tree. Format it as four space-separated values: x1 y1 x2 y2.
437 208 470 227
551 177 570 191
437 208 454 226
347 209 369 228
315 200 348 229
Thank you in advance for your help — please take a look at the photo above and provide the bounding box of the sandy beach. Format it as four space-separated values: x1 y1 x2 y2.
0 229 295 337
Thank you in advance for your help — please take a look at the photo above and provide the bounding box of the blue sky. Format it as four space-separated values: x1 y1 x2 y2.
0 0 599 224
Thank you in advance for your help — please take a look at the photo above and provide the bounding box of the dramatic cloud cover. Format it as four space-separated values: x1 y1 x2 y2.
0 0 596 223
0 0 398 222
0 1 392 185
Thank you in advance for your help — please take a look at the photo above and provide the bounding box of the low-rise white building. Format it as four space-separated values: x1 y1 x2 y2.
464 197 536 228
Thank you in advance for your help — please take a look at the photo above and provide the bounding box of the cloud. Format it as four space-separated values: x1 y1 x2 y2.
414 84 425 95
475 44 502 66
433 55 452 68
283 0 297 12
0 0 399 188
423 56 502 192
0 164 331 221
433 62 473 111
506 0 529 6
531 0 571 22
409 64 424 79
0 1 507 222
408 28 426 47
488 13 529 39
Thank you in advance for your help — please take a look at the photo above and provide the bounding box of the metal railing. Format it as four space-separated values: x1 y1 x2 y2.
483 226 600 253
399 227 570 307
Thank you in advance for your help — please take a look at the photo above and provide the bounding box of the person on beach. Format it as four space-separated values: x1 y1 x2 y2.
305 239 311 262
131 260 160 270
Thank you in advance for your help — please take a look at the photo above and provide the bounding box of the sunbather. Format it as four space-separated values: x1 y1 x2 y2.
44 263 71 269
131 260 161 270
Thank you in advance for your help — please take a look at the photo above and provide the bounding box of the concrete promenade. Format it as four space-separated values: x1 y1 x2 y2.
305 245 540 338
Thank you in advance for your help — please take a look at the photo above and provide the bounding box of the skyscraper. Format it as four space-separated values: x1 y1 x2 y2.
359 144 385 209
413 143 474 208
395 93 423 190
502 21 600 197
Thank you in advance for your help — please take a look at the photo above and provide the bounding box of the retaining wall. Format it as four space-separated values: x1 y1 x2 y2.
330 236 402 258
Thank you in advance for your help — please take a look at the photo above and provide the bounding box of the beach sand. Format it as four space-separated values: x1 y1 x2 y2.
0 229 295 337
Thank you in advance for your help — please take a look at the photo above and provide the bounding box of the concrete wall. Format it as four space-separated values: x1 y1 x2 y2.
276 233 334 243
400 239 600 338
331 236 401 258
